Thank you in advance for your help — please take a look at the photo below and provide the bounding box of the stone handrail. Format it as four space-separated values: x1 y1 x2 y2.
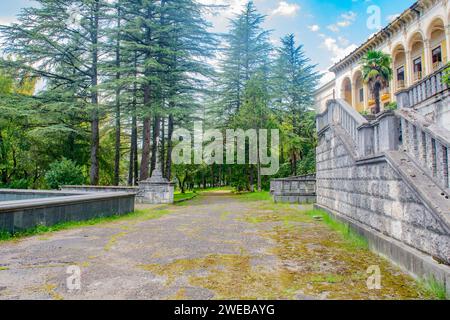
396 108 450 190
317 99 368 145
396 65 449 109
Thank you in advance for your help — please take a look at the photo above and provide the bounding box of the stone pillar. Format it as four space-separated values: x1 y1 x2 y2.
363 83 370 111
377 112 400 152
358 124 375 156
405 50 413 87
395 90 410 109
446 25 450 64
137 127 175 204
351 83 357 110
424 40 432 76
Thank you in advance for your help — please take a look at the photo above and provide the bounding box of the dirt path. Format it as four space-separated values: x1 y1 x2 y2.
0 192 431 300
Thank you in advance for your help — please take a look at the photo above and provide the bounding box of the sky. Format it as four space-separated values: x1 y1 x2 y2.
0 0 416 85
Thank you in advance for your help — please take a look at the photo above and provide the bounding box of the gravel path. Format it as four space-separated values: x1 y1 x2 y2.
0 192 430 300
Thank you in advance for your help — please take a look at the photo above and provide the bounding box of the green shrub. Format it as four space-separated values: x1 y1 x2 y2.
44 158 85 189
385 102 398 111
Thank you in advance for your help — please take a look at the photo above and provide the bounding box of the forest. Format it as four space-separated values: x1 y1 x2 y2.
0 0 319 192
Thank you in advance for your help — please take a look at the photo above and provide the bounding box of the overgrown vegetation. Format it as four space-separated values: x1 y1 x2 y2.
304 209 368 249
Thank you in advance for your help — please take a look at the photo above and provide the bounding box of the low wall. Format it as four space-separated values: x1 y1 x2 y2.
270 175 316 204
61 185 138 194
0 189 82 201
0 191 135 233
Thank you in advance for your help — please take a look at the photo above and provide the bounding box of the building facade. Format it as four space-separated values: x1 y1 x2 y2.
317 0 450 114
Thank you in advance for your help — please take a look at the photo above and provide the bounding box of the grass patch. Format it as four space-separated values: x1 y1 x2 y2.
305 209 368 249
418 276 448 300
0 208 171 243
174 191 197 203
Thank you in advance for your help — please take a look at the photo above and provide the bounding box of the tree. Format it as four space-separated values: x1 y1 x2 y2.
233 73 276 191
272 34 319 175
0 0 110 185
361 50 393 114
216 1 271 121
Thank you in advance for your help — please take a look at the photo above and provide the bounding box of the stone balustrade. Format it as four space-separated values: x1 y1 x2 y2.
396 65 449 109
397 108 450 190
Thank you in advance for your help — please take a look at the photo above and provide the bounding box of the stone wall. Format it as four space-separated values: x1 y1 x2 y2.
316 126 450 264
270 175 316 204
0 192 135 233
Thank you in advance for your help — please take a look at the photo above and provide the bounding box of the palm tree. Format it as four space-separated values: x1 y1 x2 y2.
361 50 393 114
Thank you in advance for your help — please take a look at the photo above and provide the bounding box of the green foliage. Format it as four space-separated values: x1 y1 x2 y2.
305 209 369 249
361 50 393 114
385 102 398 111
442 65 450 85
418 276 448 300
44 158 85 189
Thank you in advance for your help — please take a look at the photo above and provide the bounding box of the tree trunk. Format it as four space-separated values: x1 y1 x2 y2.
151 116 161 174
140 115 151 181
166 114 174 180
374 82 381 114
89 0 100 186
0 131 7 184
113 6 122 186
161 117 165 177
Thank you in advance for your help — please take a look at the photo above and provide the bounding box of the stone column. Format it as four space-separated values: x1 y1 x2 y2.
405 50 412 87
446 25 450 64
363 83 370 111
351 83 357 109
377 113 400 152
424 39 432 76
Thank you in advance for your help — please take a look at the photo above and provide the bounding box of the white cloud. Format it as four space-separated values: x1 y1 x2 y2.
0 16 17 26
308 24 320 32
327 11 357 33
272 1 301 17
322 36 358 64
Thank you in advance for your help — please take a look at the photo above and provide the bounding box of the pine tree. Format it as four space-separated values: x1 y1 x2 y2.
217 1 271 121
0 0 110 185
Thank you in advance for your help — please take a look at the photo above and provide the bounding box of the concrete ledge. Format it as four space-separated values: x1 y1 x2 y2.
0 192 135 233
315 203 450 296
61 185 139 194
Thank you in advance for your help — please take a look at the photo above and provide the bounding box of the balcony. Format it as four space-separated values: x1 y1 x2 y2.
433 60 444 72
396 80 405 90
395 65 449 109
413 71 422 82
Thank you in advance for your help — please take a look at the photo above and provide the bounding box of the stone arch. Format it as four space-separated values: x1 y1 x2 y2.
427 17 446 70
340 77 352 107
392 43 407 90
408 32 425 81
352 70 364 112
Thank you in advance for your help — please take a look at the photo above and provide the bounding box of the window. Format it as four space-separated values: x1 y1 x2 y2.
413 57 422 73
432 46 442 70
397 66 405 81
413 57 422 80
359 88 364 102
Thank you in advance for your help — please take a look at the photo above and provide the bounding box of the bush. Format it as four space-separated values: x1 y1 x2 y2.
44 158 85 189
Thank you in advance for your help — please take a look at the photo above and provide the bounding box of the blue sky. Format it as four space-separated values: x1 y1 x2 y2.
0 0 415 84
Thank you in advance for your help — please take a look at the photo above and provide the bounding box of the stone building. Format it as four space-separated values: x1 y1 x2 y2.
317 0 450 123
315 0 450 294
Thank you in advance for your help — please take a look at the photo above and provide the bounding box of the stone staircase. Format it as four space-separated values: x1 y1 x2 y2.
316 97 450 294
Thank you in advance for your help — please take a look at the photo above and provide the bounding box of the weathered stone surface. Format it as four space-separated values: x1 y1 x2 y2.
270 175 316 204
0 191 135 233
316 124 450 265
